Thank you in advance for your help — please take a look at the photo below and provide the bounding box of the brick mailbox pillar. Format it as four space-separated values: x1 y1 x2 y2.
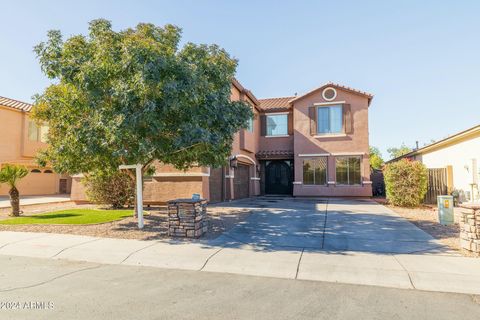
459 203 480 256
167 199 208 238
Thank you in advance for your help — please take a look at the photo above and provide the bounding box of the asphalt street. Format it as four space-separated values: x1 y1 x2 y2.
0 255 479 320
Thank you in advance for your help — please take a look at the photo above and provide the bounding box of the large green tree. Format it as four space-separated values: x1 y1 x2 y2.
369 146 384 170
387 143 412 160
32 19 253 179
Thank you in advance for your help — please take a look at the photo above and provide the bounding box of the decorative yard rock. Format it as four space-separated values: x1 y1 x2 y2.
167 199 208 238
459 203 480 256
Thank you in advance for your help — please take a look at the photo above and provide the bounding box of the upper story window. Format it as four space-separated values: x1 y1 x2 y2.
28 121 49 143
28 121 39 141
336 156 361 185
247 117 254 132
266 114 288 136
317 105 343 134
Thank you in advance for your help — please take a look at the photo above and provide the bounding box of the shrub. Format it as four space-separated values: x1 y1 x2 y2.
383 159 428 207
83 170 135 209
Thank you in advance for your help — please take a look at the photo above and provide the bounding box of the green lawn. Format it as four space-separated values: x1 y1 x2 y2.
0 209 133 225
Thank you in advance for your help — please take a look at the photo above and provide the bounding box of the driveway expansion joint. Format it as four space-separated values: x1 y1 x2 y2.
320 199 329 249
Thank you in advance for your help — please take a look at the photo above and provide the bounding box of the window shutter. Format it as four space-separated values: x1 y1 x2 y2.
308 106 317 135
260 115 266 136
288 113 293 135
343 104 353 134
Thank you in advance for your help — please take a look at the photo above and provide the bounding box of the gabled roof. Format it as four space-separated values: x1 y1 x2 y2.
0 96 33 112
288 82 374 106
386 124 480 163
258 96 295 112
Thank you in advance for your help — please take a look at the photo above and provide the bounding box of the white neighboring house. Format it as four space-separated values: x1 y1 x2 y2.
389 124 480 203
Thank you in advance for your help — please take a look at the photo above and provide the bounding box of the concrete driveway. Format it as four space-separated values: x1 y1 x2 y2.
214 197 449 254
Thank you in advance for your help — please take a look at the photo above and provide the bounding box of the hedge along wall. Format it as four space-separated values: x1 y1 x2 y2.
383 158 428 207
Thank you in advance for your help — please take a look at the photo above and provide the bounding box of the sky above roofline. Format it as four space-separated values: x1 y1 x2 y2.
1 0 478 159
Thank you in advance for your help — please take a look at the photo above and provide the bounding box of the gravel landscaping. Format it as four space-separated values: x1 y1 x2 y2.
0 204 251 241
373 199 475 256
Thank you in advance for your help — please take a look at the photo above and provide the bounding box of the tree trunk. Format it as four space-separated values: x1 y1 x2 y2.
9 186 20 217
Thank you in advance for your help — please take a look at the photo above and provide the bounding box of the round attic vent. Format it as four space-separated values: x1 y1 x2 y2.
322 87 337 101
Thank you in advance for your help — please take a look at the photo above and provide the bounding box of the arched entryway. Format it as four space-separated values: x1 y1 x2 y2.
265 160 293 195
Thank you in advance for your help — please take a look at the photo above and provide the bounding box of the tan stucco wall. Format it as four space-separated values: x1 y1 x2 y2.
291 88 372 197
415 133 480 202
70 162 209 203
229 85 261 198
0 106 63 196
258 110 294 153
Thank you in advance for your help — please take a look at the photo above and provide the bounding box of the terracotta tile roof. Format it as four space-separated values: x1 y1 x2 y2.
256 150 294 160
0 96 32 112
289 82 374 105
258 96 295 112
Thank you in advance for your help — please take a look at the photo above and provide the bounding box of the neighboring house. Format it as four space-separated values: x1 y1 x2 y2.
0 96 72 196
387 124 480 202
70 80 374 203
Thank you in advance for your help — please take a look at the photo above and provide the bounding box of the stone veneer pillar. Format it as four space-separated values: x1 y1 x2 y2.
459 203 480 256
167 199 208 238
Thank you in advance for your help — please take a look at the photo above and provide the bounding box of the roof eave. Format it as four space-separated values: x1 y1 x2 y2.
288 82 374 105
386 124 480 163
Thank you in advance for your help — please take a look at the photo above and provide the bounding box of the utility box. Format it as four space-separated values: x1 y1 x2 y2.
437 195 454 225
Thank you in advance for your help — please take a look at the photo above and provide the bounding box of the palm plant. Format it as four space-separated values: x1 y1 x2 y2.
0 164 29 216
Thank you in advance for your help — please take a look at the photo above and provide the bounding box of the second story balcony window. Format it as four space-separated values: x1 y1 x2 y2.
266 114 288 136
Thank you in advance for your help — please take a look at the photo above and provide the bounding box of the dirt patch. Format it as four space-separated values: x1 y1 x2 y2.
0 205 251 241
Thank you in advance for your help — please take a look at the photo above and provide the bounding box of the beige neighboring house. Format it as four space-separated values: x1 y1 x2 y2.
388 124 480 202
0 96 71 196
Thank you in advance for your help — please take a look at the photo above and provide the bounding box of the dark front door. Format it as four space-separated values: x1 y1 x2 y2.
265 160 293 195
59 179 68 194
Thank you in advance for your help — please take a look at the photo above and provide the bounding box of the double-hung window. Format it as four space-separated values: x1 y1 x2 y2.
317 105 343 134
335 156 361 185
303 157 328 185
28 121 49 142
266 114 288 136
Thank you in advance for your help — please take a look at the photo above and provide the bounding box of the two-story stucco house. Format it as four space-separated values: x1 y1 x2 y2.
257 83 373 198
70 80 374 203
0 96 71 196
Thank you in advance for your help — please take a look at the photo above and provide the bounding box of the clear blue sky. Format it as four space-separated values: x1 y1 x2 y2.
1 0 479 159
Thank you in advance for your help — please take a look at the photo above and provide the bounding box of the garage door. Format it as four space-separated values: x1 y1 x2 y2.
233 164 250 200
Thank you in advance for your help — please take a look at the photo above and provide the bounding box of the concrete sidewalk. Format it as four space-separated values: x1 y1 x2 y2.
0 231 479 295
